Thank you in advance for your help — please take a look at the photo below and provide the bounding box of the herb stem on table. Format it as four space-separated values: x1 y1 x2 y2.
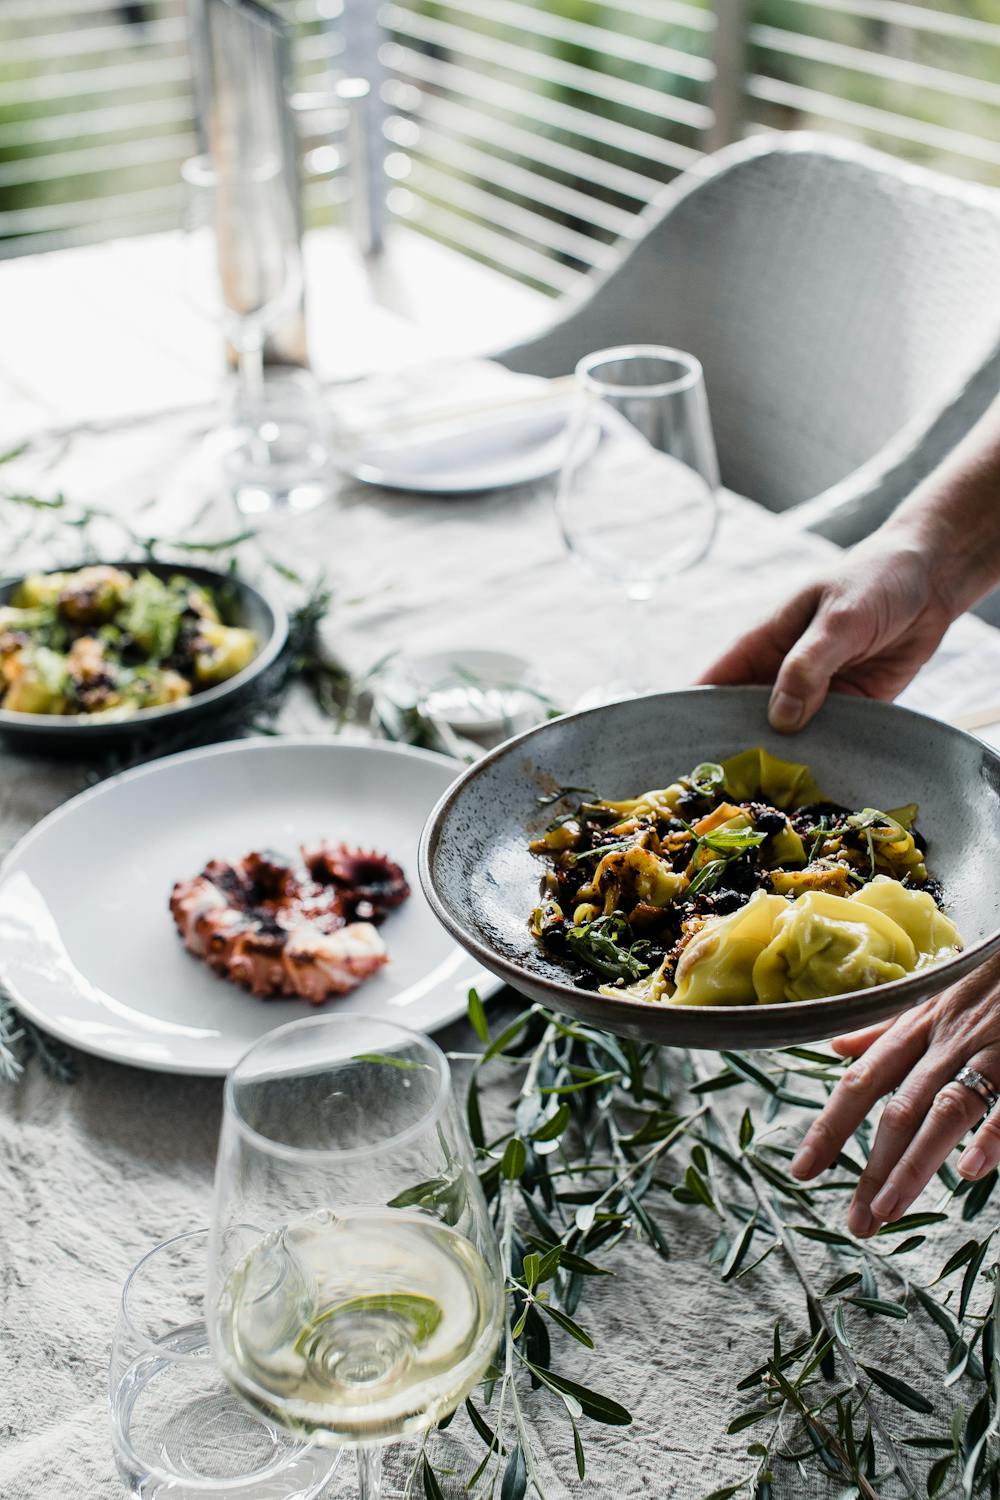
687 1049 923 1500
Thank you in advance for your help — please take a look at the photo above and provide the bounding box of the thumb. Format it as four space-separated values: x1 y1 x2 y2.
767 606 851 732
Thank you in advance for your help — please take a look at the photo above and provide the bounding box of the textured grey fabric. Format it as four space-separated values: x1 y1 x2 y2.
497 133 1000 532
3 436 1000 1499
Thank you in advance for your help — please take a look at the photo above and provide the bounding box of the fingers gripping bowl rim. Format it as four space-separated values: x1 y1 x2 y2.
418 686 1000 1051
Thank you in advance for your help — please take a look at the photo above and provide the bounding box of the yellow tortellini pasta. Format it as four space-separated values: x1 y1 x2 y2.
583 845 688 916
851 876 961 966
751 891 916 1004
672 892 788 1006
597 786 686 819
760 820 807 870
768 862 854 898
601 956 674 1006
720 749 825 810
668 878 962 1008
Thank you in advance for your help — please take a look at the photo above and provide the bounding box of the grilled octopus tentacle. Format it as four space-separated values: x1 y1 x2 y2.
302 843 410 922
169 843 406 1003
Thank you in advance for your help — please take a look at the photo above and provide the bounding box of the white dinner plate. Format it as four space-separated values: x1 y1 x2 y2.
0 739 498 1076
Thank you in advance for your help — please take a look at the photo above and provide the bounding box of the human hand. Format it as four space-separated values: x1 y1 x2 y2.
699 537 956 731
789 954 1000 1235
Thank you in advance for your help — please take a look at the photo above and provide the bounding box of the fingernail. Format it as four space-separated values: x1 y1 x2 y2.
959 1145 987 1179
791 1144 817 1179
768 691 804 732
870 1183 900 1221
848 1202 873 1237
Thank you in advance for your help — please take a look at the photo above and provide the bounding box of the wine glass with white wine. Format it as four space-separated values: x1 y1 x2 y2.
206 1015 504 1499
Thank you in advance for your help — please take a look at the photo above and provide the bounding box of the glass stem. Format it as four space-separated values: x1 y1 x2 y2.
356 1444 383 1500
237 326 264 409
624 589 653 694
235 326 269 469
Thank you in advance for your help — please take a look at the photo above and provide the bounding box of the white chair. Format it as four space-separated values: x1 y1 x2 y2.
496 132 1000 548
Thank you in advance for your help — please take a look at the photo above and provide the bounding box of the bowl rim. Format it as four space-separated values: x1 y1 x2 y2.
0 557 289 732
418 685 1000 1024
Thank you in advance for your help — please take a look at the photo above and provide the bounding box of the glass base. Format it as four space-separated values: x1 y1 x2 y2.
224 369 334 517
231 475 331 517
110 1323 341 1499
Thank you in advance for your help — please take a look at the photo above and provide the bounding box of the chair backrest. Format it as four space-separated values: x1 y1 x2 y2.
497 133 1000 513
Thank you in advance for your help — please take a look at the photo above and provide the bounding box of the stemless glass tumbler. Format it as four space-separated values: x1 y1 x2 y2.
556 344 720 704
206 1015 504 1500
109 1229 340 1500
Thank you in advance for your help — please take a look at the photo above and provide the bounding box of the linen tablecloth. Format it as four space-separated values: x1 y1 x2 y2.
3 407 1000 1500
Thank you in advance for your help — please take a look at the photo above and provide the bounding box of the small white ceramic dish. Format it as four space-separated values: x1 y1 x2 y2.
348 399 584 494
375 649 542 736
0 739 495 1075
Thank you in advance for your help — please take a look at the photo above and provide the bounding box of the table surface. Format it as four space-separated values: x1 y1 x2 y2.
3 231 1000 1500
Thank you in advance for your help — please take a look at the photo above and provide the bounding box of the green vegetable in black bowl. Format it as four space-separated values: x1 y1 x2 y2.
0 560 287 751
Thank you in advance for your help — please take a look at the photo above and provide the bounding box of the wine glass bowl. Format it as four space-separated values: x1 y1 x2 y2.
181 154 329 515
557 344 719 698
182 153 303 354
207 1016 503 1477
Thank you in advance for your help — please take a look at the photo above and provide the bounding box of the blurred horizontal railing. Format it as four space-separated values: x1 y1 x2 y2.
0 0 998 291
0 0 346 252
380 0 1000 289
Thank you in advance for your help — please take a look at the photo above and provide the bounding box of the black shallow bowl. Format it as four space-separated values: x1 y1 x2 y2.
419 687 1000 1051
0 560 288 752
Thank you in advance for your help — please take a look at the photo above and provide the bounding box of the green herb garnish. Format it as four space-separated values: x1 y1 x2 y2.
686 859 730 898
806 815 828 863
565 913 652 982
537 785 596 807
700 827 768 854
687 761 726 796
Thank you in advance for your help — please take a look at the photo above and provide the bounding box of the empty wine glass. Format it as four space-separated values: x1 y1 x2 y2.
109 1229 341 1499
205 1015 504 1500
557 344 719 705
182 152 303 412
182 154 330 514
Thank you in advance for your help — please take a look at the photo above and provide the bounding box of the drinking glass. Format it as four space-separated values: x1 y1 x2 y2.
109 1229 341 1499
182 154 330 514
205 1015 505 1500
556 344 720 704
182 152 303 411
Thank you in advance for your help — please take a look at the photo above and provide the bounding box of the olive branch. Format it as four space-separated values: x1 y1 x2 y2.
399 995 1000 1500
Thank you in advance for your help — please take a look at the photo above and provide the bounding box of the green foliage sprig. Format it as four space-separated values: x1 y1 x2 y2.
0 983 77 1083
405 994 1000 1500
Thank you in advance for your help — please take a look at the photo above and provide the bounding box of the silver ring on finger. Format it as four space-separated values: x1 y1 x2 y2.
952 1065 1000 1114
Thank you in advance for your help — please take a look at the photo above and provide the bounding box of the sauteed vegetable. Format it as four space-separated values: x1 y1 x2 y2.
0 565 257 718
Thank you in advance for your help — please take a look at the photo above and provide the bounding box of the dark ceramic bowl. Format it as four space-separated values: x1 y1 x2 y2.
419 686 1000 1050
0 560 288 751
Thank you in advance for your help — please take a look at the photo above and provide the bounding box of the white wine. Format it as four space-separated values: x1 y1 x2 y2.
215 1208 503 1443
